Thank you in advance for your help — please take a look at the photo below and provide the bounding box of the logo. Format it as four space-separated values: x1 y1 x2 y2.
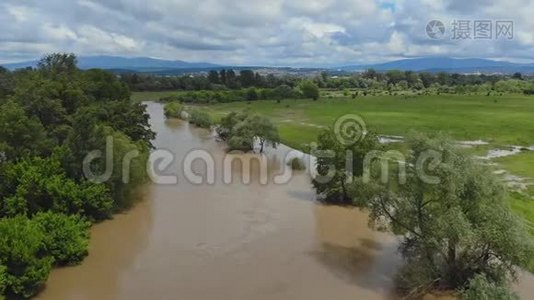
426 20 445 39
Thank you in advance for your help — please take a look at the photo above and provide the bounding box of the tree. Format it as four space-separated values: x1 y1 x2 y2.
216 111 248 141
300 81 320 100
246 87 258 101
37 53 78 78
164 102 183 119
512 72 523 80
351 133 533 295
33 212 90 266
0 155 114 220
218 112 280 153
312 128 380 204
0 216 53 298
239 70 255 88
247 114 280 153
272 84 293 99
226 70 239 89
208 70 220 84
0 101 50 160
219 69 227 85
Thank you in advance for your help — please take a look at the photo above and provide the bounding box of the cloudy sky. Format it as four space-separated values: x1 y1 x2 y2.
1 0 533 66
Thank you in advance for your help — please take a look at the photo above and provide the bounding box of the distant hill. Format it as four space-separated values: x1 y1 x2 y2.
2 55 220 72
4 55 534 74
338 57 534 74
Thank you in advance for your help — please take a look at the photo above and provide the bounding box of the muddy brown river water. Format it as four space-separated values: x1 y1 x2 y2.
37 102 533 299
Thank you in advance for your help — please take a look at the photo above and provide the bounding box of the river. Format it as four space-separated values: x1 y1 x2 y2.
37 102 533 299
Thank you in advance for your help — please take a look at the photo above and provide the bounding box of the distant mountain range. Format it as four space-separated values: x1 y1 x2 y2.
2 55 221 72
338 57 534 74
3 55 534 74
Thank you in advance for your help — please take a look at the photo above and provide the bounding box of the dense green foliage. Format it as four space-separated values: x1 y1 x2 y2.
299 81 320 100
122 67 534 99
188 110 213 128
462 275 518 300
0 155 114 220
344 133 533 296
312 128 380 204
216 112 280 152
0 217 53 298
0 53 154 298
163 102 183 119
157 87 304 104
33 212 90 266
121 69 302 91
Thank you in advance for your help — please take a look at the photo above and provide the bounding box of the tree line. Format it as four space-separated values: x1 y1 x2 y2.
0 53 154 298
119 67 534 96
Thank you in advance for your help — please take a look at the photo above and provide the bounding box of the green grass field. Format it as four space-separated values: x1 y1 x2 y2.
198 94 534 149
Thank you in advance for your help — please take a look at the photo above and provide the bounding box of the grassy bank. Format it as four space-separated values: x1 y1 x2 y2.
199 94 534 148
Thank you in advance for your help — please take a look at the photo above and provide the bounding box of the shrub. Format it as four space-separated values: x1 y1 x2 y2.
300 81 320 100
288 157 306 170
163 102 183 119
0 216 53 298
246 87 258 101
33 212 91 266
189 110 212 128
0 265 6 299
462 275 518 300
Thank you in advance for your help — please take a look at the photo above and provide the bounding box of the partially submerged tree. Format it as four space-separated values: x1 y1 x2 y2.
164 102 184 119
350 133 533 296
312 127 380 204
216 112 280 153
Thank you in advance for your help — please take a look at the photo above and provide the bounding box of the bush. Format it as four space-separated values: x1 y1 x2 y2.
189 110 212 128
288 157 306 170
246 87 258 101
0 216 53 298
163 102 183 118
33 212 91 266
462 275 518 300
300 81 320 100
0 265 6 299
0 156 114 221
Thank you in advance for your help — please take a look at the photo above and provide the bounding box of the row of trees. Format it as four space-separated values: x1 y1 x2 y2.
119 66 534 96
0 53 154 298
159 81 319 104
121 70 304 92
312 129 533 298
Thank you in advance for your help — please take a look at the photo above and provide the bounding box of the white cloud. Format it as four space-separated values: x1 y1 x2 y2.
0 0 533 65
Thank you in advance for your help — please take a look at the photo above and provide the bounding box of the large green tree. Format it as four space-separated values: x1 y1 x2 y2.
351 133 533 296
0 101 50 160
312 128 380 204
